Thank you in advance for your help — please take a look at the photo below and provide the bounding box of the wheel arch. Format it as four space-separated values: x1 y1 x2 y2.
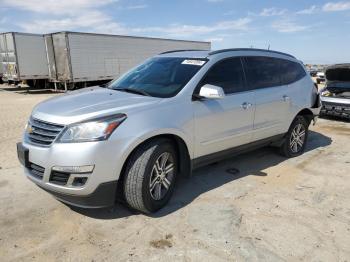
116 132 192 200
295 108 314 125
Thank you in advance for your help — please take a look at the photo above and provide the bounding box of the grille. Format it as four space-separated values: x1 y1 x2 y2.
27 118 65 146
322 101 350 108
50 171 70 186
28 163 45 180
321 101 350 118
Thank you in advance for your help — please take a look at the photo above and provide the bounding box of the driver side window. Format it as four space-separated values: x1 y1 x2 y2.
201 57 246 94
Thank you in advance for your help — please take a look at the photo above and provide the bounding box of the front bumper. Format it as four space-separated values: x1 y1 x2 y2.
17 137 131 207
320 96 350 118
309 94 322 123
37 181 118 208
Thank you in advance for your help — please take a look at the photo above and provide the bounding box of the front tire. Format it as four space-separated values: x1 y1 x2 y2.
279 116 309 158
123 139 177 213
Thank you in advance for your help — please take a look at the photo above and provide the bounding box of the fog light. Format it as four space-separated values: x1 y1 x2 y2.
52 165 94 174
72 177 88 186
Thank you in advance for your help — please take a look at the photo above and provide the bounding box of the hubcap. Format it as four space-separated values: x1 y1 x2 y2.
149 152 175 201
290 123 306 153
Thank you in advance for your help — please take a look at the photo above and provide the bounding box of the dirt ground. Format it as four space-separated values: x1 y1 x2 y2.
0 84 349 262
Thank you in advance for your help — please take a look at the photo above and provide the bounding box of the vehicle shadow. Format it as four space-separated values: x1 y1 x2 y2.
70 130 332 219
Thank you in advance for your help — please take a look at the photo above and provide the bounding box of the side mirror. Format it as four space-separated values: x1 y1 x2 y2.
198 84 225 99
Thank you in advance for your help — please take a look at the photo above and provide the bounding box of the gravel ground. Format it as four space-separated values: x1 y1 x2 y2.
0 84 349 262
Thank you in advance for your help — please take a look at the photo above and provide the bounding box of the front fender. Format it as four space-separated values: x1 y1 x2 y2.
111 127 193 181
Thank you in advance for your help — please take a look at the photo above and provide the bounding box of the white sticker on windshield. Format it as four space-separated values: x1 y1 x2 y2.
182 59 206 66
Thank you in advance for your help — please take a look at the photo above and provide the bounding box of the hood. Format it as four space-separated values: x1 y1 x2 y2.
32 87 161 124
325 64 350 96
326 64 350 82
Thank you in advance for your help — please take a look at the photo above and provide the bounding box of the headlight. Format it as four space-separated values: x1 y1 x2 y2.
321 90 331 96
58 114 126 143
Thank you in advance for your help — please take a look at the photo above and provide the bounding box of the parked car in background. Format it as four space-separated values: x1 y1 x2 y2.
320 63 350 119
308 68 318 77
316 71 326 84
17 48 320 213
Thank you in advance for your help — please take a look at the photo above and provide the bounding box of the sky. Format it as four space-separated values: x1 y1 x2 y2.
0 0 350 64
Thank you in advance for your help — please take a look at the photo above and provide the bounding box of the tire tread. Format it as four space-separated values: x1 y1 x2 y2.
124 142 157 213
279 116 309 158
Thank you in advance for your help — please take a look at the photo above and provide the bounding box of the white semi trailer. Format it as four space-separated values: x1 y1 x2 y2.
0 46 3 84
0 32 49 86
45 32 211 90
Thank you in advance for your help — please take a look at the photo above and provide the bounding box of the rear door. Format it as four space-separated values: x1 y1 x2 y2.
193 57 255 158
243 56 290 141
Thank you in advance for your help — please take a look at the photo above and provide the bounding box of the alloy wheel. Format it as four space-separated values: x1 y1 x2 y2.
149 152 175 201
290 123 306 153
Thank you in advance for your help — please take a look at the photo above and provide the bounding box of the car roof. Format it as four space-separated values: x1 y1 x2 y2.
157 50 210 58
157 48 296 60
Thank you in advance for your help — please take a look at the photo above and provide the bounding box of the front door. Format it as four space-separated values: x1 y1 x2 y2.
193 57 255 158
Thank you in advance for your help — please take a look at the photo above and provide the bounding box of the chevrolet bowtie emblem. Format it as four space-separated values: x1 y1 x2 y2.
27 125 33 134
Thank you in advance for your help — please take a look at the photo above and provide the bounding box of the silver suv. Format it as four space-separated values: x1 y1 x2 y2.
17 49 321 213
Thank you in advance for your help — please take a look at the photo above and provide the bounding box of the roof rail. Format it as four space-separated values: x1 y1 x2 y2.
208 48 295 59
159 49 209 55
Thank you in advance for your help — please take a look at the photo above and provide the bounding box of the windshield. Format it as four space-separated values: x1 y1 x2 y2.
108 57 206 98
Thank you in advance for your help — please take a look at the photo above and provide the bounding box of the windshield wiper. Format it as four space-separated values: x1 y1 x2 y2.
113 87 151 97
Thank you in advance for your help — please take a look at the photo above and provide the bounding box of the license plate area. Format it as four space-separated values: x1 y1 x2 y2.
17 143 29 168
335 106 343 111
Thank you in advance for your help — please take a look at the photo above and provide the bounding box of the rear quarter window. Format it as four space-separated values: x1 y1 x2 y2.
280 60 306 85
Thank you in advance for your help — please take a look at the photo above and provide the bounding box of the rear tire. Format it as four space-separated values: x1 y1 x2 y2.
123 139 178 213
279 116 309 158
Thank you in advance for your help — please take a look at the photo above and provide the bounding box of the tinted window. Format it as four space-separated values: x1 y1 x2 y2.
201 58 246 94
244 56 281 89
280 60 306 85
109 57 206 98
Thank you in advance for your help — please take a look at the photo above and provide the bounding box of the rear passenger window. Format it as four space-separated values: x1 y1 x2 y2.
280 60 306 85
244 57 281 89
201 57 246 94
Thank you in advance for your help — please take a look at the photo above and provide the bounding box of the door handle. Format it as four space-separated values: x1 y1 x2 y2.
283 95 290 102
241 102 253 110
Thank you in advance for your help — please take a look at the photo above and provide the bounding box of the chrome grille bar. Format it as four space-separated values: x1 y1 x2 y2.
27 118 65 146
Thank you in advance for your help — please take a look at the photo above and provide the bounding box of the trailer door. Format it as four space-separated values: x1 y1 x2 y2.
52 33 72 82
45 34 57 81
1 33 18 81
0 34 4 77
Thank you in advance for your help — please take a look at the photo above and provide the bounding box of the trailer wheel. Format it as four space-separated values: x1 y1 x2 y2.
26 80 35 88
